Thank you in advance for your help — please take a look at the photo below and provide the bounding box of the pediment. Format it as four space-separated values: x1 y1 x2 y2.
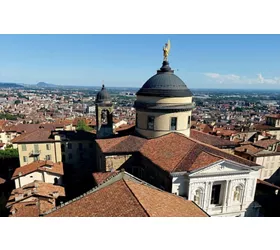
189 160 251 177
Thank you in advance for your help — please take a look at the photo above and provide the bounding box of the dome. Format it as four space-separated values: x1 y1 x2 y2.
136 61 192 97
96 84 111 103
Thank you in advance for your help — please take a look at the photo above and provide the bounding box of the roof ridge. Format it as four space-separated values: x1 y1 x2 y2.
171 141 198 172
41 171 125 216
123 179 150 217
187 136 257 166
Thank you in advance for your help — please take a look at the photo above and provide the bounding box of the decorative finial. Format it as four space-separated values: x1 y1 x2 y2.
163 40 171 61
102 80 105 88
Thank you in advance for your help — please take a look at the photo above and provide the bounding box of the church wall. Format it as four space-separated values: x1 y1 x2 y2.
136 110 192 138
171 163 261 217
137 96 193 104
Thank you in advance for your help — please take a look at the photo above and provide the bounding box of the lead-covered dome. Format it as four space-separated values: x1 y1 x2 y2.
96 84 111 104
136 61 193 97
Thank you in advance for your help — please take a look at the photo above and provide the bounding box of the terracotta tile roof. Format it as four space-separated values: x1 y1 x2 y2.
3 123 56 133
96 135 146 154
9 202 40 217
190 129 238 148
252 124 275 130
12 129 55 143
234 144 263 155
7 181 65 207
257 179 280 189
12 160 64 179
253 139 279 149
197 124 212 134
140 133 257 173
44 172 208 217
266 114 280 119
92 171 120 185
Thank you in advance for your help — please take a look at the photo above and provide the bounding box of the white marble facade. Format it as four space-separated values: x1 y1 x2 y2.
171 160 262 217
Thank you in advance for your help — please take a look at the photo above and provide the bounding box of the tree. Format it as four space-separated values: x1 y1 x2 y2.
0 148 19 159
14 100 21 105
76 120 92 132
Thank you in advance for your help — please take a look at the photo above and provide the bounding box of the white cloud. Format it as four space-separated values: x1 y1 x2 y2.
204 72 280 85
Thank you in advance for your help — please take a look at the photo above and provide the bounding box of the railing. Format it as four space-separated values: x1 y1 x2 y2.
29 150 41 156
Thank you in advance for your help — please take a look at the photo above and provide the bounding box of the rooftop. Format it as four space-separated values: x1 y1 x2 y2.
12 160 64 179
44 171 208 217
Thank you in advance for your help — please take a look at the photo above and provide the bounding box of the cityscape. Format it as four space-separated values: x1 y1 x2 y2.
1 35 280 217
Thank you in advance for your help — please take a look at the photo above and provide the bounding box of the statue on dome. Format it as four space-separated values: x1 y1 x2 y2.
163 40 171 61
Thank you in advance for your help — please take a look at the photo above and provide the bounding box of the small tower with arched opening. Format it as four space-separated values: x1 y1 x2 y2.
95 84 113 138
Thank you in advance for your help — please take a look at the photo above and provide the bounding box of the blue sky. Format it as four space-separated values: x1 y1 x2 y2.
1 34 280 89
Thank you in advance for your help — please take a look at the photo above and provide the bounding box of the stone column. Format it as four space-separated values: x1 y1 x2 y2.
241 178 248 211
222 180 229 213
206 181 213 211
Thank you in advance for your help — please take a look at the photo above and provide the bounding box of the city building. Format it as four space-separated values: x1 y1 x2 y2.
11 160 64 188
12 129 62 166
234 138 280 182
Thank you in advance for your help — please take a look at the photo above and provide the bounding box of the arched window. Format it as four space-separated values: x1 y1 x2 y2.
194 189 203 206
233 185 243 202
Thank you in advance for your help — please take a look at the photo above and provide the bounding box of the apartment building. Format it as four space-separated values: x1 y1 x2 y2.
12 129 62 166
235 138 280 182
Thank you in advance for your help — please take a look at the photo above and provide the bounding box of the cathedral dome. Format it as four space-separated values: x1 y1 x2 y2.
96 84 111 103
136 61 193 98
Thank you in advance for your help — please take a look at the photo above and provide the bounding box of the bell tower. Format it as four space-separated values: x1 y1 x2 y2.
95 84 114 138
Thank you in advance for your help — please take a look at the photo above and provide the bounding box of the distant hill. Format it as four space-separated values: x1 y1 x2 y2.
0 82 24 88
36 82 57 88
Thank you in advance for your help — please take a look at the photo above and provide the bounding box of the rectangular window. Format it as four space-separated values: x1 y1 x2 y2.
170 117 177 131
34 144 39 153
45 155 51 161
34 156 39 161
147 116 155 130
79 143 83 150
211 184 221 205
46 144 51 150
23 156 27 162
22 144 27 151
68 153 73 160
68 143 72 149
188 116 191 127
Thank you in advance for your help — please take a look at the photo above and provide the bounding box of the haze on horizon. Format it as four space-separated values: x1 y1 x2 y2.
1 34 280 90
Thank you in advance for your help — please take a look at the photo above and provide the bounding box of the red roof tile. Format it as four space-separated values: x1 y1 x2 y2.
45 172 208 217
92 171 120 185
253 139 279 149
12 129 56 143
12 160 64 179
190 129 238 148
96 135 146 153
140 133 257 173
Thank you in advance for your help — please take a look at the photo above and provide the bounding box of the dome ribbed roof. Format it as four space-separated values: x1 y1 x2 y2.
136 61 192 97
96 85 111 103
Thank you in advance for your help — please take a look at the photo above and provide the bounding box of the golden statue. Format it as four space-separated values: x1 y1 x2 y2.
163 40 171 61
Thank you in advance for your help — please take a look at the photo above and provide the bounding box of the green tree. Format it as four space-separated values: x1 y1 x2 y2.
76 120 92 131
14 100 21 105
0 148 19 159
